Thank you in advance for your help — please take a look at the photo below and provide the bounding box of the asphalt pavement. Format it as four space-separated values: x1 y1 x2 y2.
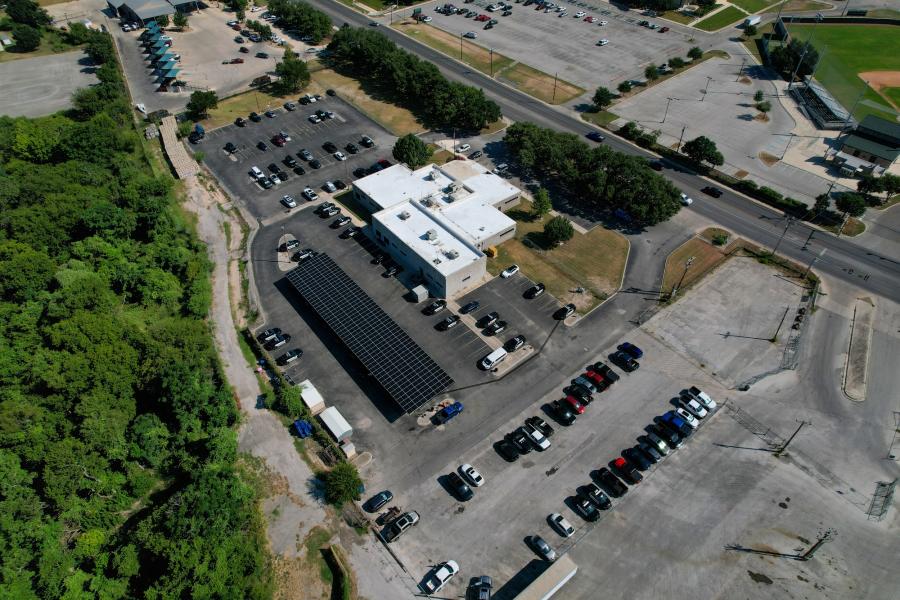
306 0 900 303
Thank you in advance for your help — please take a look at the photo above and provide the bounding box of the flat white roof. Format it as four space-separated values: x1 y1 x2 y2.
353 164 451 212
374 201 482 277
442 201 515 245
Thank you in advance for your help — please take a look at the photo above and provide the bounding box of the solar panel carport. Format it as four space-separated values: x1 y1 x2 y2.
286 253 453 414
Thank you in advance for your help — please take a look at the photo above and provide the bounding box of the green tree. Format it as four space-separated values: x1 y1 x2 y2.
173 11 188 28
321 462 362 506
543 215 575 245
156 14 169 27
880 173 900 200
186 90 218 119
770 38 819 80
682 135 724 166
753 90 764 102
688 46 703 60
531 187 552 217
668 57 685 69
835 192 867 219
12 23 41 51
392 134 432 168
644 64 660 81
617 80 632 94
592 86 614 110
756 100 772 114
813 193 830 216
744 24 757 37
6 0 50 27
274 48 310 93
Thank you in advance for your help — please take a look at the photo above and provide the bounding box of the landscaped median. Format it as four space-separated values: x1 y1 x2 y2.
486 203 629 313
391 20 584 105
694 6 748 32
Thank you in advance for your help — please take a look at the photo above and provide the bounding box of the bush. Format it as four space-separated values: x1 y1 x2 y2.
12 23 41 51
544 215 575 245
757 186 783 203
321 462 362 506
712 233 729 246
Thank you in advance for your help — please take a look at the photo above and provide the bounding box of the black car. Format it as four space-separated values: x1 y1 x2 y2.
611 350 639 372
702 186 723 198
384 265 399 278
437 314 461 331
281 240 301 253
334 180 347 190
298 96 310 105
567 383 593 403
257 52 270 59
459 300 480 314
276 348 303 365
524 283 545 299
309 159 322 169
284 155 298 168
507 429 532 454
622 448 651 472
257 141 269 151
613 457 643 485
331 216 351 228
293 165 306 176
591 362 620 383
249 112 261 122
554 303 576 320
504 334 526 352
469 149 483 159
339 226 360 239
315 202 335 214
224 142 237 153
353 167 367 178
525 415 554 438
235 117 246 127
551 400 576 426
326 88 336 96
264 333 291 351
259 177 273 189
322 141 338 153
476 311 499 328
495 439 520 462
574 494 600 522
581 483 612 510
649 423 681 449
257 327 282 342
346 142 359 154
424 299 447 315
484 320 507 336
637 441 662 464
360 135 375 148
268 163 281 173
447 472 474 501
363 490 393 512
649 160 664 171
292 248 315 262
586 131 605 142
596 467 628 498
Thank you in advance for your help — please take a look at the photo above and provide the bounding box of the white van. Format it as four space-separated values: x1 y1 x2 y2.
250 166 264 179
480 348 508 370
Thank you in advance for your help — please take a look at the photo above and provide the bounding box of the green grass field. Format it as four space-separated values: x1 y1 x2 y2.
729 0 778 14
787 23 900 122
695 6 747 32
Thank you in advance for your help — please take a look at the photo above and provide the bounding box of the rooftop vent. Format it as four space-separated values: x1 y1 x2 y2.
445 249 459 260
425 229 438 241
398 211 410 220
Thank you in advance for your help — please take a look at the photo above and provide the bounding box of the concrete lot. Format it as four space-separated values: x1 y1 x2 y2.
109 6 289 113
0 51 98 117
610 57 849 204
394 0 698 94
198 95 395 220
643 257 807 388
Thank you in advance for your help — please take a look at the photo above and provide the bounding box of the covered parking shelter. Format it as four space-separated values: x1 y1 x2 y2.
109 0 175 25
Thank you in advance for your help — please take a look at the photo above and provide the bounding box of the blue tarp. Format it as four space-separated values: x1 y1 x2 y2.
293 420 313 438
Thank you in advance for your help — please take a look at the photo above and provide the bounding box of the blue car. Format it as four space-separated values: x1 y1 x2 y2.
619 342 643 359
662 412 692 438
436 401 464 424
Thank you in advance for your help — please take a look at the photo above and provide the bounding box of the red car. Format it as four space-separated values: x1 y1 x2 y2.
475 14 490 21
585 370 605 388
584 16 595 22
660 26 669 33
231 24 242 31
271 135 286 147
563 395 585 415
377 159 392 169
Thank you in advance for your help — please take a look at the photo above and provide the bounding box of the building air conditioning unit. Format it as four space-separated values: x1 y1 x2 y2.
399 211 410 220
425 229 438 241
445 249 459 260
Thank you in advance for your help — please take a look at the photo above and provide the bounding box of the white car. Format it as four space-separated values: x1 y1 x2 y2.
464 31 477 39
334 151 347 161
680 192 693 206
674 407 699 429
457 143 471 153
308 114 321 123
421 560 459 594
597 39 609 46
460 463 485 487
687 386 717 410
270 173 281 185
549 513 575 537
279 130 291 142
281 195 297 208
679 396 708 419
524 424 550 450
500 264 519 278
598 20 608 25
421 15 432 22
323 181 337 193
303 187 318 201
574 10 586 17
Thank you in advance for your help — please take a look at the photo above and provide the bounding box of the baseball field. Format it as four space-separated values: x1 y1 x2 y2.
786 23 900 122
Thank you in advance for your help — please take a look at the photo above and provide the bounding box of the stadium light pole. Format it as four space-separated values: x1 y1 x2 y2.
787 13 823 92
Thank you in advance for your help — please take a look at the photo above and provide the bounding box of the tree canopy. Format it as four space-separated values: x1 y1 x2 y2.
504 122 682 226
544 215 574 245
274 48 311 94
682 135 724 167
6 0 51 27
770 38 819 81
186 90 219 119
0 30 271 599
592 87 614 110
267 0 331 43
392 134 432 168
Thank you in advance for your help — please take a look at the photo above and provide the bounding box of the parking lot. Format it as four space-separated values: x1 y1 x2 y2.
198 94 396 220
0 50 98 118
396 0 699 93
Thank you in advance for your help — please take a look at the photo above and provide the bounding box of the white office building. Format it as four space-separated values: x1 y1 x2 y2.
353 161 521 298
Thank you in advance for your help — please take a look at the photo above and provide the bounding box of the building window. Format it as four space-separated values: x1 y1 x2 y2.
499 227 514 238
462 275 471 282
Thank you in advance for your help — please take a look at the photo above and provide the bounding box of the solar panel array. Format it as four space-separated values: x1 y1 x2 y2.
286 253 453 414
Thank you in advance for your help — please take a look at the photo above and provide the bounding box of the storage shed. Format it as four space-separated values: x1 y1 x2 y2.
319 406 353 442
299 379 325 415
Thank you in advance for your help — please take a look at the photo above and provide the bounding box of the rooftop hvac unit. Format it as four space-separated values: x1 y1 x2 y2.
425 229 438 241
399 211 410 220
445 249 459 260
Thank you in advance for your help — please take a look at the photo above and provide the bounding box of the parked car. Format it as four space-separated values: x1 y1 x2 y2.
572 375 596 394
591 362 620 383
360 135 375 148
649 423 682 449
525 415 554 438
346 142 359 154
507 429 532 454
554 303 576 320
277 348 303 364
235 117 247 127
303 187 319 201
257 328 282 342
523 423 551 450
281 195 297 208
563 395 585 415
574 494 600 522
484 320 507 336
281 239 301 252
323 141 338 152
309 159 322 169
527 535 556 561
257 141 269 151
619 342 643 359
611 350 639 372
292 248 315 262
476 311 500 328
424 299 447 315
459 300 480 314
457 143 471 153
384 511 419 542
331 215 352 229
283 155 298 168
596 467 628 497
524 283 545 299
469 149 483 159
421 560 460 594
685 386 717 410
504 334 526 352
363 490 393 512
468 575 492 600
567 383 593 403
551 399 576 425
642 432 670 456
495 438 520 462
460 463 485 487
613 457 643 485
637 441 662 464
437 314 461 330
622 447 651 471
340 226 360 239
264 333 291 350
436 401 464 424
549 513 575 537
675 406 701 428
447 471 474 501
582 482 612 509
661 412 693 438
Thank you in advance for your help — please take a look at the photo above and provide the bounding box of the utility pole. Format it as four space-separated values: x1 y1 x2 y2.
787 13 823 91
802 248 826 279
800 529 836 561
671 256 695 299
490 47 493 77
774 420 810 457
702 76 712 101
677 125 686 152
736 57 746 81
459 33 463 60
662 97 674 123
780 132 795 160
801 228 815 250
770 216 795 257
552 72 559 103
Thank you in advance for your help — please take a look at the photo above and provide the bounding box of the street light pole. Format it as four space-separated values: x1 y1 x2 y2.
787 13 823 91
676 125 686 152
802 248 826 279
662 97 673 123
552 72 559 103
770 216 795 257
490 47 493 77
774 420 810 457
459 33 463 60
780 132 795 160
702 76 712 101
736 57 746 81
671 256 695 299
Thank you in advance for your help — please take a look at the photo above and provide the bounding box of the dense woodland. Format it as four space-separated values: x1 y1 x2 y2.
0 30 272 599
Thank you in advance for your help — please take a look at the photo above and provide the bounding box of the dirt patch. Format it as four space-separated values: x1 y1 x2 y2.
748 570 774 585
860 70 900 111
759 151 780 166
739 76 752 85
754 113 771 122
273 554 330 600
734 169 749 179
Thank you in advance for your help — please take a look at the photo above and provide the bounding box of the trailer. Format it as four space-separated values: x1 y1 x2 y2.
319 406 353 442
744 15 762 27
514 555 577 600
299 379 325 415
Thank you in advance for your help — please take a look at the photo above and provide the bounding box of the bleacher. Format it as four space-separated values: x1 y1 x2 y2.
789 77 852 130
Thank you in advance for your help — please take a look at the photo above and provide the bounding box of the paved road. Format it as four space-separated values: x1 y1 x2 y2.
307 0 900 303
